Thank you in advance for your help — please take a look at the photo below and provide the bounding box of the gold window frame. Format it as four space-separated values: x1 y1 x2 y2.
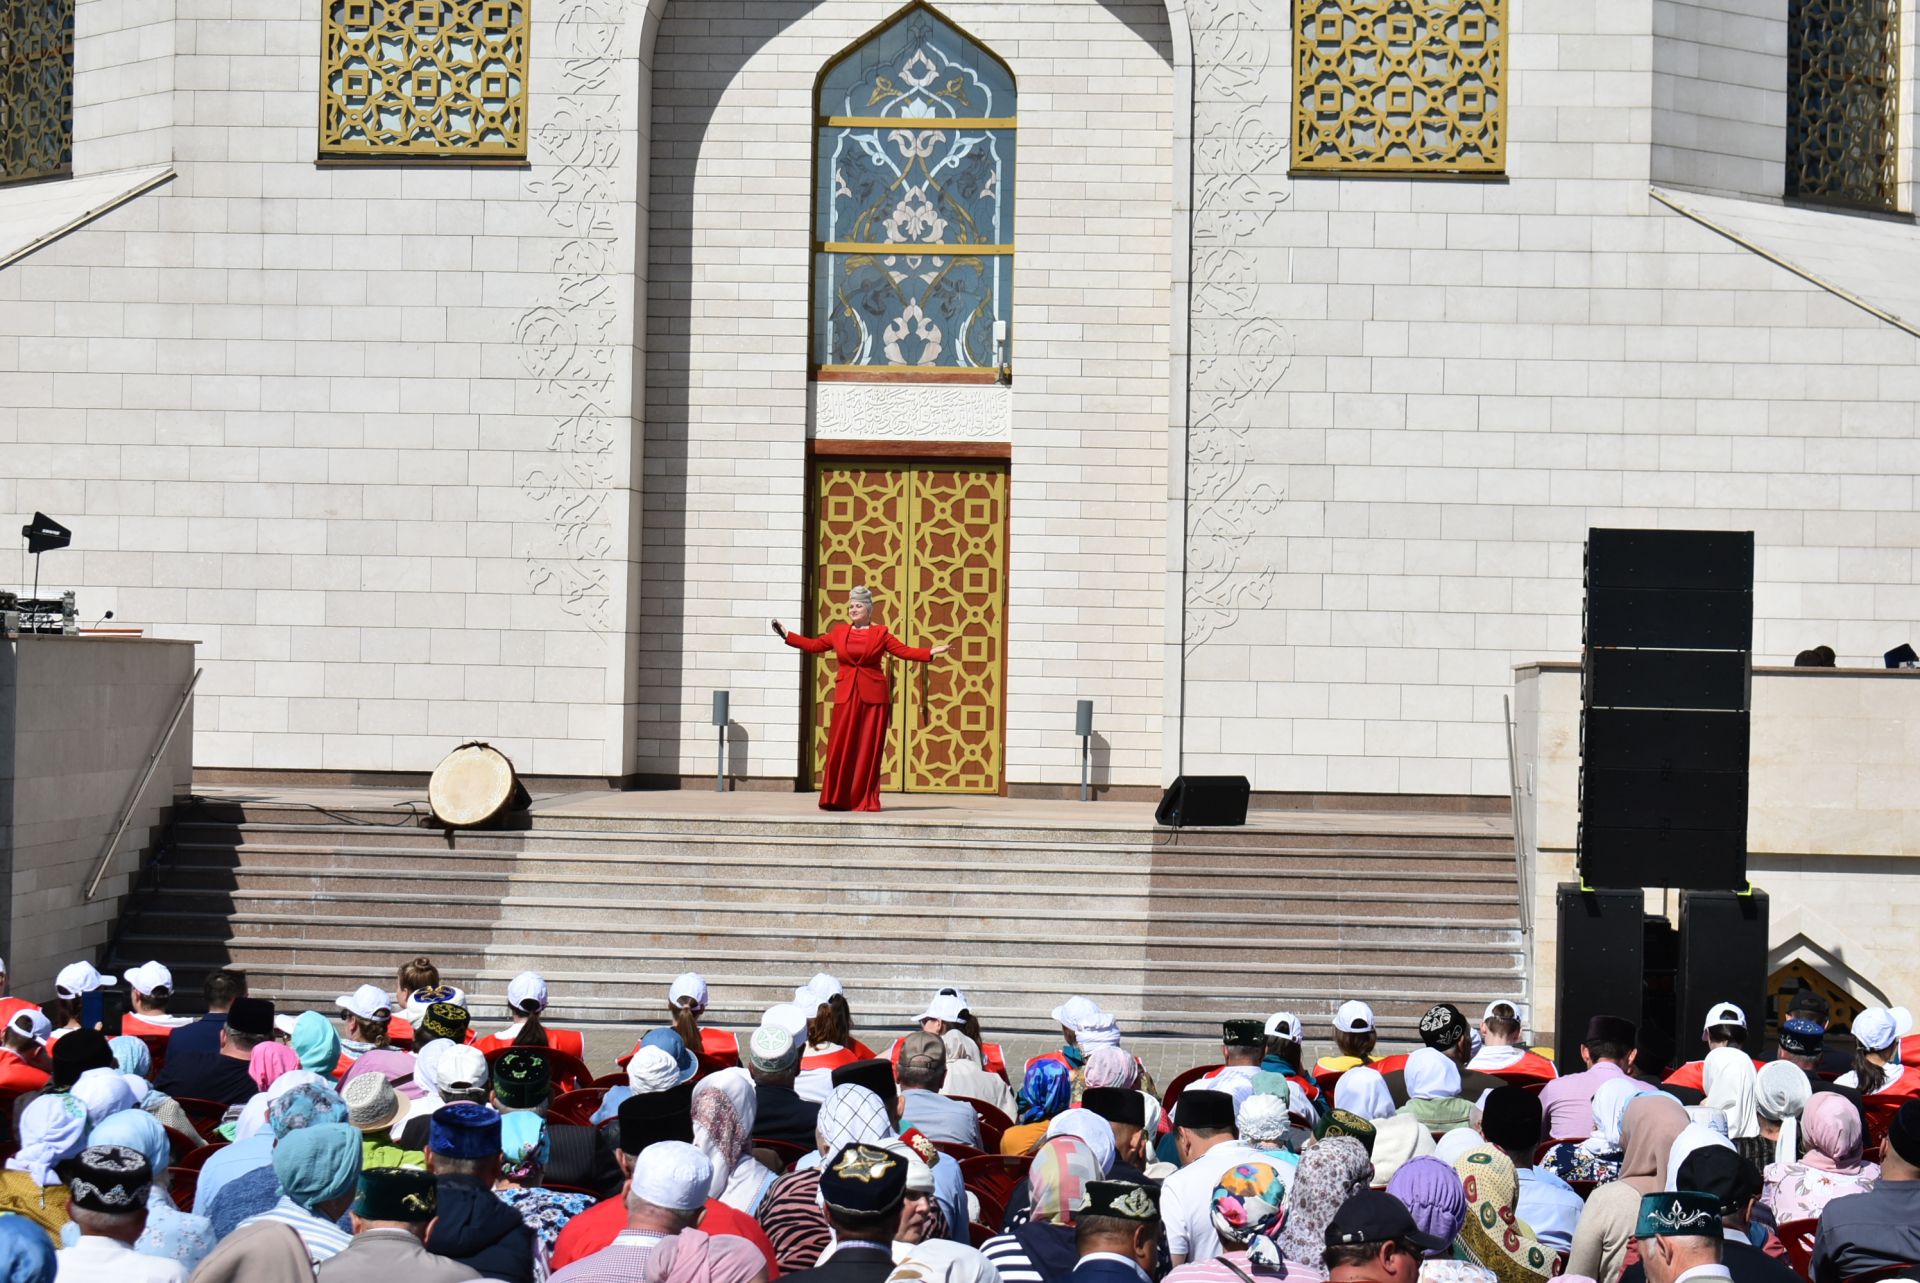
1786 0 1901 211
0 0 75 185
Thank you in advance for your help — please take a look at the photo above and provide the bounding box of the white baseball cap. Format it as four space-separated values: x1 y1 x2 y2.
7 1009 51 1045
1704 1002 1747 1031
1265 1011 1302 1040
669 972 709 1012
763 1003 810 1037
918 993 968 1025
123 961 174 996
937 985 971 1007
795 973 843 1009
335 983 394 1021
631 1140 713 1212
1051 995 1100 1028
1482 1000 1523 1023
1852 1006 1915 1053
1333 1000 1376 1034
507 971 549 1012
437 1044 490 1092
54 962 116 1000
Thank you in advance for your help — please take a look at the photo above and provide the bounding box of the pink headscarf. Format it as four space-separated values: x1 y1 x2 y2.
249 1041 303 1093
1083 1046 1139 1090
645 1228 768 1283
1799 1092 1867 1174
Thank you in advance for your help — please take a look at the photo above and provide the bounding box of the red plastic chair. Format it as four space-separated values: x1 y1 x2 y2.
1777 1217 1820 1281
170 1097 230 1142
168 1166 198 1213
934 1140 987 1163
1161 1062 1226 1114
177 1142 228 1173
482 1045 593 1093
137 1035 170 1074
969 1221 997 1249
952 1096 1013 1150
959 1153 1031 1230
549 1088 607 1126
754 1137 809 1172
162 1126 201 1162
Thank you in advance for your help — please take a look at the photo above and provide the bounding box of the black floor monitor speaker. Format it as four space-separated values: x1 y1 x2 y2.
1676 888 1770 1056
1155 775 1249 827
1555 884 1648 1067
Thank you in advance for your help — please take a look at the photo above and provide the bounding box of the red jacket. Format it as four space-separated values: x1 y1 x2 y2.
0 1048 50 1095
786 624 930 705
549 1193 779 1275
1662 1055 1768 1094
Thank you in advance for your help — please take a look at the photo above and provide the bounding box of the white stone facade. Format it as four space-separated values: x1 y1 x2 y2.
4 0 1920 797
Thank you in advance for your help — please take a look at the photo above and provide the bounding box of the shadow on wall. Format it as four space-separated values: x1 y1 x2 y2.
630 0 1176 784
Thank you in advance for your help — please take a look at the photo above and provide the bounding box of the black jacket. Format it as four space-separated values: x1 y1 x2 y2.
544 1121 624 1199
153 1051 256 1106
780 1245 898 1283
754 1084 821 1148
426 1173 536 1283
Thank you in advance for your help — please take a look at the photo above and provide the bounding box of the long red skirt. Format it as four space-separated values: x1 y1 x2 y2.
819 696 890 812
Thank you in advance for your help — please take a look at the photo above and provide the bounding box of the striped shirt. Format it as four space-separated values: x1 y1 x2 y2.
758 1168 829 1272
980 1234 1043 1283
236 1196 353 1264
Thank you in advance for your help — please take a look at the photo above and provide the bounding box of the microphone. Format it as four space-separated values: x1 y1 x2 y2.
87 609 114 630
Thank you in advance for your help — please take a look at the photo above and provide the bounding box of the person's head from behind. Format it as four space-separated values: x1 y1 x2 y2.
1173 1088 1238 1164
67 1145 153 1244
617 1084 697 1180
203 967 246 1013
745 1024 801 1090
1479 1000 1524 1048
1076 1180 1162 1271
626 1140 712 1233
396 956 440 998
123 961 174 1015
1264 1011 1304 1066
505 971 552 1047
1632 1190 1725 1283
1777 1017 1824 1072
1333 1001 1377 1061
426 1102 503 1185
1675 1146 1762 1233
1580 1014 1638 1070
1478 1087 1543 1166
818 1143 907 1244
1208 1161 1286 1260
3 1009 49 1060
1784 988 1829 1031
1222 1019 1265 1067
273 1122 364 1223
351 1166 441 1241
1322 1190 1444 1283
831 1059 901 1127
1416 1005 1471 1065
491 1048 552 1116
1083 1087 1150 1168
434 1044 490 1106
218 997 275 1061
1881 1100 1920 1182
336 984 393 1049
896 1032 947 1092
1701 1003 1747 1051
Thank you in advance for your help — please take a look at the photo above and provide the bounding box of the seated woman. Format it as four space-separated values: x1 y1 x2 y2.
1542 1077 1648 1185
1163 1160 1294 1283
0 1095 87 1242
1762 1091 1879 1223
1397 1049 1474 1135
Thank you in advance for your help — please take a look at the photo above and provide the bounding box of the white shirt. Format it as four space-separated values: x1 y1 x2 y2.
1512 1166 1583 1251
1161 1139 1267 1262
896 1236 1005 1283
1672 1267 1733 1283
56 1235 188 1283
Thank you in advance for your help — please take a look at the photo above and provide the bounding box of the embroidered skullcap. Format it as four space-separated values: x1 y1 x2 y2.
1086 1180 1161 1224
820 1143 907 1218
68 1145 151 1214
419 1002 470 1045
1418 1004 1469 1050
748 1024 801 1074
1633 1190 1721 1238
429 1101 502 1159
1323 1109 1378 1152
494 1048 552 1110
1779 1018 1825 1056
355 1167 438 1223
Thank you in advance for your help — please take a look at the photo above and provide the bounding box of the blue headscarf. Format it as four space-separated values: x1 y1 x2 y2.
109 1035 151 1078
273 1122 363 1210
89 1109 169 1178
269 1081 349 1138
291 1011 342 1077
0 1215 54 1283
1018 1059 1073 1125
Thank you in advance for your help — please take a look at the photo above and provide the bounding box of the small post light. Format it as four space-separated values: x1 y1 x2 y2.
1076 699 1094 802
712 691 730 792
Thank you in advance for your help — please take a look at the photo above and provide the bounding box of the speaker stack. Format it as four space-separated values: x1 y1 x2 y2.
1557 529 1768 1065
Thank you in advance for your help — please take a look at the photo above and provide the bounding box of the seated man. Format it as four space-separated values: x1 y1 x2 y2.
153 996 275 1106
318 1166 481 1282
895 1033 983 1149
56 1144 186 1283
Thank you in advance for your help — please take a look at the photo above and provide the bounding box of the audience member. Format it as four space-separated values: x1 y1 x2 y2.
1466 1002 1557 1085
1478 1087 1582 1251
1450 1147 1556 1283
667 972 741 1066
1837 1006 1914 1098
779 1143 906 1283
1542 1076 1648 1184
166 970 245 1059
981 1136 1102 1283
317 1166 479 1282
1 1095 86 1240
54 1145 182 1283
1761 1091 1878 1222
1394 1050 1471 1135
747 1024 820 1148
1161 1162 1287 1283
422 1103 536 1283
491 1048 623 1198
550 1139 711 1283
1003 1060 1074 1156
478 973 587 1061
1313 1003 1381 1090
1567 1091 1689 1282
648 1229 771 1283
1627 1190 1725 1283
0 1011 52 1096
693 1068 779 1214
1277 1138 1372 1277
336 985 398 1066
153 996 274 1105
493 1110 596 1276
896 1033 984 1148
1539 1015 1637 1140
1620 1148 1798 1283
116 964 192 1040
1160 1091 1266 1265
0 1212 55 1280
1067 1180 1160 1283
940 1028 1017 1117
1663 1004 1761 1095
233 1121 362 1265
887 1138 987 1280
1751 1060 1809 1173
84 1108 214 1272
1321 1189 1442 1283
1809 1099 1920 1283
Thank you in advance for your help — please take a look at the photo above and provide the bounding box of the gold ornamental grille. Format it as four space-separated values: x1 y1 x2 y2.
1292 0 1506 174
1787 0 1900 211
320 0 528 159
0 0 74 185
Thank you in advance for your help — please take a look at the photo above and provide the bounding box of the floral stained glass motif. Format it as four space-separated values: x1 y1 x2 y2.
814 4 1014 373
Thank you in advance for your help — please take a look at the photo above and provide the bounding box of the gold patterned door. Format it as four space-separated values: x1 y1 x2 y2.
808 462 1008 794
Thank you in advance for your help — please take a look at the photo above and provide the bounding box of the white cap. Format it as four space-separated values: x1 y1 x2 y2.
1265 1011 1302 1040
937 985 970 1007
1703 1002 1746 1031
1482 1000 1522 1023
7 1009 51 1044
335 983 394 1021
1852 1006 1915 1053
630 1140 713 1212
1051 995 1100 1028
669 972 709 1013
918 994 968 1025
438 1044 490 1092
54 962 116 1000
123 961 173 996
764 1003 810 1037
796 973 843 1009
273 1013 299 1038
507 971 548 1012
1334 1000 1376 1034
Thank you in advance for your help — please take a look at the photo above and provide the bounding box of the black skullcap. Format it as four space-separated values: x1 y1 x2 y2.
1785 989 1830 1021
618 1081 695 1156
1418 1003 1469 1050
1222 1019 1265 1048
1479 1086 1543 1153
419 1002 470 1045
1779 1019 1826 1056
831 1058 898 1105
1675 1146 1760 1217
1083 1180 1160 1222
1082 1086 1146 1128
494 1048 550 1110
819 1143 907 1218
1173 1088 1236 1132
1583 1014 1637 1046
51 1029 115 1089
355 1166 438 1223
227 996 276 1037
1887 1100 1920 1168
69 1145 152 1213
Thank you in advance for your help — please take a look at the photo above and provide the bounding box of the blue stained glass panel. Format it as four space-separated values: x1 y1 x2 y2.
815 249 1010 369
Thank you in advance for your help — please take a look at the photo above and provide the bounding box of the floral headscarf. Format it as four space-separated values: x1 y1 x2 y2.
1027 1135 1101 1226
1454 1145 1556 1283
1018 1059 1073 1125
1211 1161 1288 1266
501 1111 550 1182
693 1068 757 1197
108 1036 151 1079
1277 1137 1373 1267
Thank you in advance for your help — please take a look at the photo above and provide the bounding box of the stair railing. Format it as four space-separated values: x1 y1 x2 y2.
85 667 202 901
1503 694 1533 1018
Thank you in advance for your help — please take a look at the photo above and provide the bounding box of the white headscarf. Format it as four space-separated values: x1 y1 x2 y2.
940 1029 984 1066
412 1038 453 1095
694 1067 770 1206
233 1069 328 1142
1755 1060 1811 1165
1701 1047 1760 1139
817 1084 892 1156
71 1067 137 1125
1075 1012 1122 1049
1335 1066 1397 1120
1666 1121 1737 1191
1238 1093 1292 1144
1434 1125 1486 1166
1404 1048 1462 1101
630 1046 685 1093
1582 1076 1652 1154
7 1094 88 1186
1368 1114 1438 1187
1045 1108 1116 1174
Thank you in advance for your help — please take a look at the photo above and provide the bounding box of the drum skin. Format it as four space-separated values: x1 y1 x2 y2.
429 742 516 827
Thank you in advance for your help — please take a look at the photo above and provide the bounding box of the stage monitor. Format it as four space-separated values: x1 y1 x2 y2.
1155 775 1249 828
1554 884 1647 1068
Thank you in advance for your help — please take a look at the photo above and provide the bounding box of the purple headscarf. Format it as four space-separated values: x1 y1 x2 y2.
1386 1155 1467 1253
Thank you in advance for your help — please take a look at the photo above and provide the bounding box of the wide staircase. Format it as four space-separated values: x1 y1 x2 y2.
109 790 1527 1074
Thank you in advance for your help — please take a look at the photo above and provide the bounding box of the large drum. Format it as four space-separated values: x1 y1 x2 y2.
428 742 525 828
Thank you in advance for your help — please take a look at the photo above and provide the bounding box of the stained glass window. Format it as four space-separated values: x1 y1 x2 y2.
320 0 529 160
814 4 1014 375
1787 0 1900 211
0 0 74 185
1292 0 1505 174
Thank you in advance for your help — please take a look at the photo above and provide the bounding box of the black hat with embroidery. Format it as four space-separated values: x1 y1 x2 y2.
1418 1003 1469 1050
1222 1019 1265 1048
1083 1180 1160 1222
1779 1018 1825 1056
819 1143 907 1218
494 1048 551 1110
419 1001 471 1045
355 1166 439 1223
69 1145 152 1213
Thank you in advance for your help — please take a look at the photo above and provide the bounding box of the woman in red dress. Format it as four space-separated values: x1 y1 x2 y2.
772 585 948 811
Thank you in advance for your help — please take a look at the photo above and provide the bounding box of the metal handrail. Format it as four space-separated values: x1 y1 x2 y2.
1504 694 1534 1016
85 666 201 901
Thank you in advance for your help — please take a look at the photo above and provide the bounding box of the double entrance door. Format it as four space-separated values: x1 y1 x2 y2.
807 461 1008 794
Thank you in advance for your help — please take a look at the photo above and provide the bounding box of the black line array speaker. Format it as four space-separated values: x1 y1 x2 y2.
1554 884 1648 1068
1155 775 1249 827
1676 888 1770 1054
1579 529 1753 890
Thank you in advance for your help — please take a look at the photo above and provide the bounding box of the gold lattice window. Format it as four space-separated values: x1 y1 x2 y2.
1292 0 1505 174
320 0 529 160
1787 0 1900 211
0 0 74 185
